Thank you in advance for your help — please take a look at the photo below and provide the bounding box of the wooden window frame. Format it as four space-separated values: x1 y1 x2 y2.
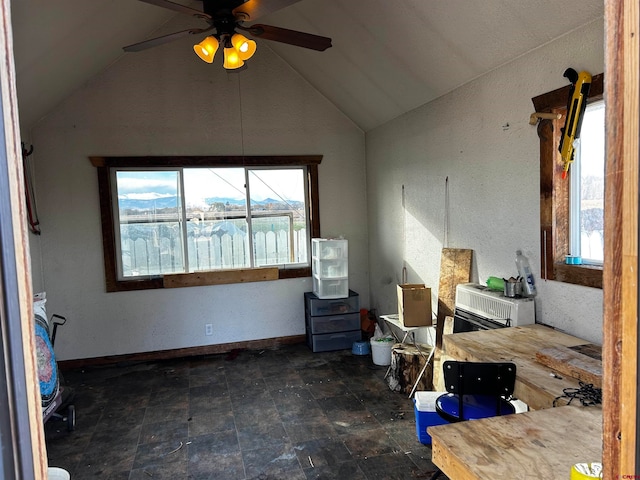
532 73 604 289
90 155 322 292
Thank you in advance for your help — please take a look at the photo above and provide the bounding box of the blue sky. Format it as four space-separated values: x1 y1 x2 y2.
116 168 305 209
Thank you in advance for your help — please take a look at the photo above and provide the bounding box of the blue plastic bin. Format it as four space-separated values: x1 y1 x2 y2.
413 391 449 445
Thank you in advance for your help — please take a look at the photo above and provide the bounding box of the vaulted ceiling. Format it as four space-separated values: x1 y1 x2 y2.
11 0 604 133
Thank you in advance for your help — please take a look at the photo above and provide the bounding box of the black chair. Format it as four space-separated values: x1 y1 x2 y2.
429 361 517 480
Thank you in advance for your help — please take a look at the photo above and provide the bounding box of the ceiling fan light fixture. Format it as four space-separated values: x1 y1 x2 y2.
231 33 257 60
193 36 219 63
223 46 245 69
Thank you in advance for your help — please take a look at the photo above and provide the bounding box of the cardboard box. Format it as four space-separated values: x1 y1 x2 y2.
397 284 432 327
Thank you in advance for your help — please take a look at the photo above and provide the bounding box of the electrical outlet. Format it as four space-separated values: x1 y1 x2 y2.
205 323 213 336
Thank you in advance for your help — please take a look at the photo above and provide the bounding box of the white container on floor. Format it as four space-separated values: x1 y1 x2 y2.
48 467 70 480
370 338 394 365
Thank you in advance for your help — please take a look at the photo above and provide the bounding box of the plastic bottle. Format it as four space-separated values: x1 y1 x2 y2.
515 250 537 296
486 276 505 291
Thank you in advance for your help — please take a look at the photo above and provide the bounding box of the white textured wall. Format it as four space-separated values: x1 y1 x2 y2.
366 19 604 345
27 17 368 361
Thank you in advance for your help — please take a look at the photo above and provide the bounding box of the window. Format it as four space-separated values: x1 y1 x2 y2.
114 167 308 277
532 74 603 288
91 156 322 292
570 100 605 265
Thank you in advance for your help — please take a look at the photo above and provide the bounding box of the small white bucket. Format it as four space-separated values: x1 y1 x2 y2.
370 338 394 366
48 467 70 480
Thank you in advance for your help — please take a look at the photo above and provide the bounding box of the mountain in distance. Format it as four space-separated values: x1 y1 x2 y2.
204 196 245 206
204 197 304 208
119 196 303 212
118 196 177 211
204 197 290 205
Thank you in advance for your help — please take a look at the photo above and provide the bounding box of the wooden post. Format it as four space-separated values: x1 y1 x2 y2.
0 0 47 475
603 0 639 475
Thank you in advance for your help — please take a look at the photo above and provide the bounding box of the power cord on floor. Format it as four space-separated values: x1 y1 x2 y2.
553 381 602 407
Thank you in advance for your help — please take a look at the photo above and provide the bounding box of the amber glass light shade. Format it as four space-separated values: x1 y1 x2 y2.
193 36 219 63
231 33 257 60
223 47 245 69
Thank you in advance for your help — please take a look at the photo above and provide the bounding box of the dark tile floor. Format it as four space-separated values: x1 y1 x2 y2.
45 343 445 479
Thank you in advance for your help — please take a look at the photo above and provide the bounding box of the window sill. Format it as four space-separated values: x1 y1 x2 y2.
552 263 603 289
164 267 279 288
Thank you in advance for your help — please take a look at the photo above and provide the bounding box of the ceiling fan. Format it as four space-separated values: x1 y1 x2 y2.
123 0 332 70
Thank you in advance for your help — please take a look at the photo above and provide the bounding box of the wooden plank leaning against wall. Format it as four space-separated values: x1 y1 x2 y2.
603 0 639 477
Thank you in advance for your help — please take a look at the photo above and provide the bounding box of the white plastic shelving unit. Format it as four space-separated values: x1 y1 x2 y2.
311 238 349 299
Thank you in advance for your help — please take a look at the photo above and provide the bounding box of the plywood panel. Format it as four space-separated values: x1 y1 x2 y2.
435 248 472 347
535 346 602 387
443 324 591 410
430 406 602 480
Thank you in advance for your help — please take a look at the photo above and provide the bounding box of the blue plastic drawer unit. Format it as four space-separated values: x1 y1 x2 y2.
307 313 360 334
304 290 360 352
307 330 362 353
305 290 359 316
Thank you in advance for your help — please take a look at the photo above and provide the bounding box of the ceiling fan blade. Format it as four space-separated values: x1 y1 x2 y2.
247 24 332 51
138 0 211 19
123 28 209 52
232 0 302 21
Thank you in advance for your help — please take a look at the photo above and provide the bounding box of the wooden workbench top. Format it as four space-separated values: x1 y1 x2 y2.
442 324 601 410
429 406 602 480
